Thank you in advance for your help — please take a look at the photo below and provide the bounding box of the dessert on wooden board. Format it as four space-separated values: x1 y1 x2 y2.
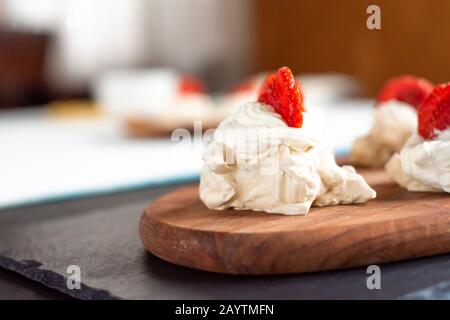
139 166 450 274
199 67 375 215
139 67 449 275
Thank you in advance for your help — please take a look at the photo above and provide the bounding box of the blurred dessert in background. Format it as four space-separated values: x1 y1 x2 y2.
386 83 450 192
350 76 433 167
95 69 216 136
296 73 360 105
219 73 359 115
94 67 364 141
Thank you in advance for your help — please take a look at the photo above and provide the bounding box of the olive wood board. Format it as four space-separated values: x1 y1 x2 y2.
139 168 450 274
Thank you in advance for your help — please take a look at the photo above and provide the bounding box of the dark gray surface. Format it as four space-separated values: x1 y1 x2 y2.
402 280 450 300
1 183 450 300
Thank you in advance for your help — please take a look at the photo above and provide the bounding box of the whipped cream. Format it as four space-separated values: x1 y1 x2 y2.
350 100 417 167
385 129 450 192
199 102 376 215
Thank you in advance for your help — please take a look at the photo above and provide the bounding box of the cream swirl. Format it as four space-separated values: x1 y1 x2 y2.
200 102 376 215
386 129 450 192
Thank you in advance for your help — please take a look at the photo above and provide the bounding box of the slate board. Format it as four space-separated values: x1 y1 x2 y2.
1 183 450 299
0 267 72 300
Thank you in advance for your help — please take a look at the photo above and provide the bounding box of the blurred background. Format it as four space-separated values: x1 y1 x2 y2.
1 0 449 108
0 0 254 107
0 0 449 208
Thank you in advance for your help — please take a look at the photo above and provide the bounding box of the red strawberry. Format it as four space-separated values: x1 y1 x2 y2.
376 75 433 109
178 74 205 95
257 67 305 128
418 83 450 140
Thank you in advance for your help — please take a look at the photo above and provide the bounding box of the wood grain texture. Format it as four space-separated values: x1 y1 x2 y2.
255 0 450 96
140 169 450 274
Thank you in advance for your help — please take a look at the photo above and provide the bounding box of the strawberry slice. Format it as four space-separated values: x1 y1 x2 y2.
178 74 205 95
376 75 433 109
257 67 305 128
418 83 450 140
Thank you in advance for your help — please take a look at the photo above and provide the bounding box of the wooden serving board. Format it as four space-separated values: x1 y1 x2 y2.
139 168 450 274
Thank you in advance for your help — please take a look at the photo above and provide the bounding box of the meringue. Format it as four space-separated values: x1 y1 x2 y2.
350 100 417 167
199 102 376 215
385 129 450 192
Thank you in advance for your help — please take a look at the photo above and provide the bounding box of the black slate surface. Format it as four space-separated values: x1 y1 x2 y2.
1 183 450 300
0 266 71 300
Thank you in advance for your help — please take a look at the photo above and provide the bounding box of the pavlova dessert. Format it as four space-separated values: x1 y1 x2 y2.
199 67 376 215
350 76 433 167
386 83 450 193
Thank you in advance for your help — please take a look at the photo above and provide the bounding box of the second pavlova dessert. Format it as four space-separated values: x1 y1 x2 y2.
350 76 433 167
199 67 376 215
386 83 450 193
